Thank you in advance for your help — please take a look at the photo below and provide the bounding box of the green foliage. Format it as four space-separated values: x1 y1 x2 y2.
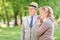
0 0 60 21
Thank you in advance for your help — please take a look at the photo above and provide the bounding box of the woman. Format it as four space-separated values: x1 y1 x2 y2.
35 6 54 40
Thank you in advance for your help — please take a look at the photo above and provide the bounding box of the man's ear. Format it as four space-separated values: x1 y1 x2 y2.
37 8 39 11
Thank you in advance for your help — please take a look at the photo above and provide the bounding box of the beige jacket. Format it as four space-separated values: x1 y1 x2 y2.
21 16 39 40
35 18 54 40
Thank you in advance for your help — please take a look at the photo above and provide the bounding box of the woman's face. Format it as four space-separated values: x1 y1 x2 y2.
39 9 48 19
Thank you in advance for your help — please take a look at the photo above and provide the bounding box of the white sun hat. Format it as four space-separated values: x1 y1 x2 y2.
30 2 38 8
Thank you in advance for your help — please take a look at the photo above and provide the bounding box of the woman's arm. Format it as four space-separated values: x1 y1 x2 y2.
36 21 50 37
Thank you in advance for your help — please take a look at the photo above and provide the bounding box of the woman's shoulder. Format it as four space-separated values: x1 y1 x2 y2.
43 18 54 27
43 18 53 25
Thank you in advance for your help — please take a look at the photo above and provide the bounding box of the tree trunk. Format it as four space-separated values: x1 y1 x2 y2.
2 0 9 26
20 13 22 24
14 10 18 26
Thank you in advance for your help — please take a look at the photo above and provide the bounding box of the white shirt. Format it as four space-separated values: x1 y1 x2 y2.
28 15 38 26
43 18 47 22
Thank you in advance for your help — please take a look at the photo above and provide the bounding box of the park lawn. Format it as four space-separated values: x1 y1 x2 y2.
54 25 60 40
0 26 21 40
0 25 60 40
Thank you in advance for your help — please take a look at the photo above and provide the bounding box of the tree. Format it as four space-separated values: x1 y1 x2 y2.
2 0 9 26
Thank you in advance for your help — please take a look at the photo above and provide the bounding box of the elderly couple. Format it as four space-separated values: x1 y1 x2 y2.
21 2 54 40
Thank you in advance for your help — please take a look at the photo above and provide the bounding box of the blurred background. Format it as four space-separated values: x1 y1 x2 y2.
0 0 60 40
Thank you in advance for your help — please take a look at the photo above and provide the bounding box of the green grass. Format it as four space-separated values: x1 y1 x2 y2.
0 25 60 40
0 26 21 40
54 25 60 40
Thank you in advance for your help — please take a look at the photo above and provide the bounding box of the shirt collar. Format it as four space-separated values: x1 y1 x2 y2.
43 18 49 22
28 14 38 18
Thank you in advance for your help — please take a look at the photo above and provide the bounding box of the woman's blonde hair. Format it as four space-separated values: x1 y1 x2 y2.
39 6 54 22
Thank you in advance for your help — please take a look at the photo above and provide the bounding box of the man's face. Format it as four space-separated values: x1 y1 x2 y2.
29 6 37 16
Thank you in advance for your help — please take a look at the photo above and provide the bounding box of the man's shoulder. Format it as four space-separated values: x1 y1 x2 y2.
23 16 27 20
23 16 28 21
24 16 28 19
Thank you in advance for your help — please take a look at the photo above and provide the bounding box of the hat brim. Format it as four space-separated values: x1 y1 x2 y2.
29 5 37 8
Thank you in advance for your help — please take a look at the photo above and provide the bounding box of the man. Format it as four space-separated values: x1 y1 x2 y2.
21 2 38 40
